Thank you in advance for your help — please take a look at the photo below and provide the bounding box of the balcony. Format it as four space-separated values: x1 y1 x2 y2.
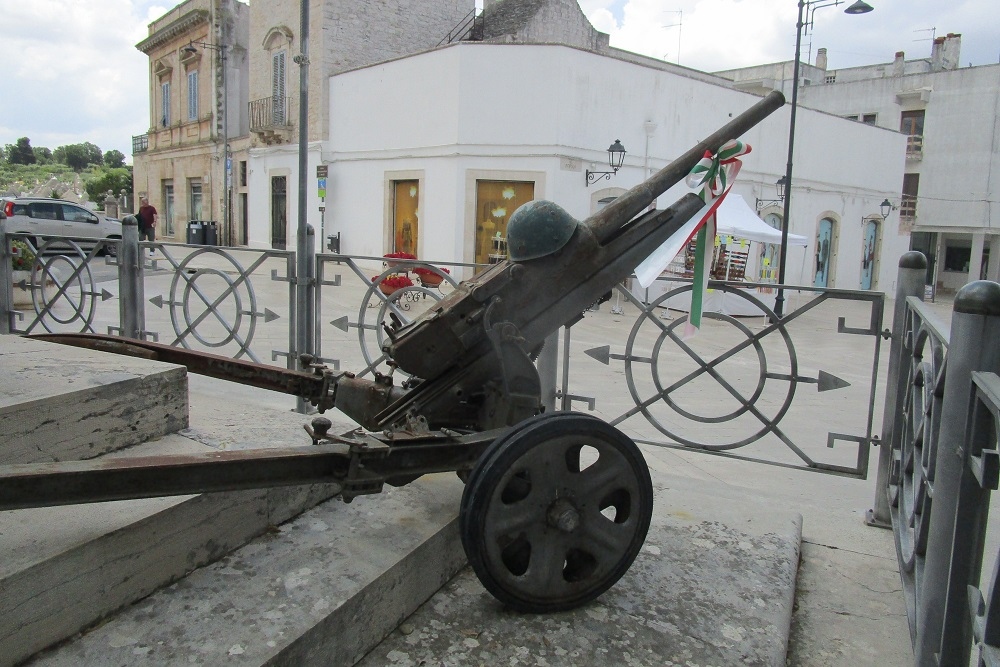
900 194 917 221
132 134 149 154
906 134 923 160
250 96 292 145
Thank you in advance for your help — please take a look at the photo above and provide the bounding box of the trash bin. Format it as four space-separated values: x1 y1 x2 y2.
186 221 204 245
327 232 341 253
203 221 218 246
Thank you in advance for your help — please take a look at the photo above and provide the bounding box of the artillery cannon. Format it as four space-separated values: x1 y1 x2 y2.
1 91 785 612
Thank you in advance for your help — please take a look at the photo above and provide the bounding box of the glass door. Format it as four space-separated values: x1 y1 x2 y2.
814 218 834 287
271 175 287 250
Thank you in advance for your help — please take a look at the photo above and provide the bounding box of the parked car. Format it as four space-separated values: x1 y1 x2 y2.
1 197 122 256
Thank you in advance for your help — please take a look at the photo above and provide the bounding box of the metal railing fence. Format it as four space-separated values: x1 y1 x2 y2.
873 251 1000 665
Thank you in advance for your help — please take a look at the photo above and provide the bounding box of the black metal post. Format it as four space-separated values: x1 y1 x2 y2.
774 0 805 319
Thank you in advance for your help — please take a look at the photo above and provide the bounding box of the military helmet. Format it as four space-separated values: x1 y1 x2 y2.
506 200 579 262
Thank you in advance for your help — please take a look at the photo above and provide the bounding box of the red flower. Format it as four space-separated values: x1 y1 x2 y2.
412 266 450 277
372 275 414 290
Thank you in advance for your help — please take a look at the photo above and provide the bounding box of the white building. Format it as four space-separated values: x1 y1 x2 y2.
244 0 906 296
717 33 1000 294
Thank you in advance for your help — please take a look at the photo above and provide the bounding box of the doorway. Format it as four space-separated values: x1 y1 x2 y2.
271 175 287 250
814 218 835 287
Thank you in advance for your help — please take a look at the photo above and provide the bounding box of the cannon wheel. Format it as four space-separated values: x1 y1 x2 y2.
459 412 653 613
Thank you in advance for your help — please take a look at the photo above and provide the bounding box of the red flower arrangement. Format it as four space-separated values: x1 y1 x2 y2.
372 274 414 295
413 266 450 287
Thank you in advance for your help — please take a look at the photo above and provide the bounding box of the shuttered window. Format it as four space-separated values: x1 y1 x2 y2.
272 51 286 124
161 82 171 126
187 70 198 121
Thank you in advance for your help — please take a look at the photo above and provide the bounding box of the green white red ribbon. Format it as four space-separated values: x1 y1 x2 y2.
683 140 751 337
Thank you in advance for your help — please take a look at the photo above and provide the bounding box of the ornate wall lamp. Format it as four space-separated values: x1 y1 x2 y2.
586 140 627 186
755 176 788 210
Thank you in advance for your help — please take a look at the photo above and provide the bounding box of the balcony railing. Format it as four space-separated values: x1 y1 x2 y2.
906 134 923 159
132 134 149 154
899 194 917 221
249 96 291 132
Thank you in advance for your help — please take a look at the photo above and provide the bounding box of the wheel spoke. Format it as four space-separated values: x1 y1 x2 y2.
521 526 568 591
572 456 633 499
487 496 541 537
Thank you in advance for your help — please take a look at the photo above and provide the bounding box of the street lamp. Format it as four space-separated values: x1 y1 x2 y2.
183 41 229 241
755 176 787 210
880 198 895 219
774 0 874 318
586 140 627 186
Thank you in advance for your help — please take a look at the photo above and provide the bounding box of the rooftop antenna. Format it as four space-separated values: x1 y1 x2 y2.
913 27 936 42
662 10 682 64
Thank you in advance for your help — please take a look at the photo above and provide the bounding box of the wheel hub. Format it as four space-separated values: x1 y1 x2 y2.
546 497 580 533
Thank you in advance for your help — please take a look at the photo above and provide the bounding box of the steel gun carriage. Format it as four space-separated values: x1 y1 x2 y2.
1 91 785 612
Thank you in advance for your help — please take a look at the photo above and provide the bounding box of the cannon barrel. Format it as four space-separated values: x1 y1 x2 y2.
587 90 785 244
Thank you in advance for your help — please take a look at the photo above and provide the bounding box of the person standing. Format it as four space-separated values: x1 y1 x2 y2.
137 197 158 256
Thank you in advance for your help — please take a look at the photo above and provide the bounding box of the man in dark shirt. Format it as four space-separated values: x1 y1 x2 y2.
137 197 158 256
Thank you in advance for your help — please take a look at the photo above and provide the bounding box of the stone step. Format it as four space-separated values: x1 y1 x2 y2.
0 335 187 466
21 474 466 667
0 353 349 667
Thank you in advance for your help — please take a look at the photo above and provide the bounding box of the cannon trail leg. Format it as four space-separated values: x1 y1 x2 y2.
459 412 653 612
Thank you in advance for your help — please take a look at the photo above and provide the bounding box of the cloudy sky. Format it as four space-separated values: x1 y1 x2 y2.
1 0 997 162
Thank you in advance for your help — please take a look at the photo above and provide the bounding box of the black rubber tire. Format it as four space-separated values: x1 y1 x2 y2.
460 412 653 613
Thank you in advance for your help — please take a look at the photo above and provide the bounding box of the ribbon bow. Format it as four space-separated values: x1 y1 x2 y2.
686 140 752 202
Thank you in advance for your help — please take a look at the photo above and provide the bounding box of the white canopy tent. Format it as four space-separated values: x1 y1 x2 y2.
637 194 811 316
715 194 808 247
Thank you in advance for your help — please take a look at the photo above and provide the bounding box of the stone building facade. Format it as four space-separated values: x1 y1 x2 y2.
133 0 251 245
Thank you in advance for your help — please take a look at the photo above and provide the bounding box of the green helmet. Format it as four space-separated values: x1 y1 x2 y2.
506 200 579 262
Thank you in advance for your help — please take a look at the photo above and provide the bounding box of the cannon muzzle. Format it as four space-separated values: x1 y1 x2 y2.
587 90 785 244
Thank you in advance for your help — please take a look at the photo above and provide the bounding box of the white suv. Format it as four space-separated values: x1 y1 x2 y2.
1 197 122 256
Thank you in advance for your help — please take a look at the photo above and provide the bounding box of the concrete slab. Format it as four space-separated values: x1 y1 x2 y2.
1 382 353 667
24 474 467 667
357 470 802 667
0 335 187 465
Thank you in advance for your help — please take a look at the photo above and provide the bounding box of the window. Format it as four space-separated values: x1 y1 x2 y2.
163 182 175 236
861 113 877 125
900 173 919 220
272 51 286 124
187 70 199 121
944 246 971 272
161 82 171 126
29 202 59 220
901 110 925 158
239 161 247 187
900 110 925 136
392 180 419 255
843 114 859 122
825 74 837 83
474 181 535 265
60 204 97 223
189 180 203 221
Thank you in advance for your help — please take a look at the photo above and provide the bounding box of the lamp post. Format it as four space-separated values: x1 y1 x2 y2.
774 0 873 318
586 140 627 186
183 40 229 240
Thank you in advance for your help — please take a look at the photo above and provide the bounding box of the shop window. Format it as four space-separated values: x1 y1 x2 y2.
943 246 971 272
475 181 534 265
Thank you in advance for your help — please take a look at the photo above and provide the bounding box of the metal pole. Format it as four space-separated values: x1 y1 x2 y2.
774 0 805 319
0 214 12 334
294 0 313 413
867 251 926 528
118 216 145 340
222 44 229 244
537 332 559 412
915 281 1000 665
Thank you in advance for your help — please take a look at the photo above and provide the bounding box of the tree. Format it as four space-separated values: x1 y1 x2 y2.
84 167 133 207
4 137 36 165
103 149 126 168
33 147 52 164
54 142 103 171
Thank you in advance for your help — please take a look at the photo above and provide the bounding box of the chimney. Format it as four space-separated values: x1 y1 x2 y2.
816 48 828 71
940 33 962 70
930 36 945 71
893 51 905 76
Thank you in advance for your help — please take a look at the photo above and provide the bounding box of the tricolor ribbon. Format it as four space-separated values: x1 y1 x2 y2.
634 140 751 338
